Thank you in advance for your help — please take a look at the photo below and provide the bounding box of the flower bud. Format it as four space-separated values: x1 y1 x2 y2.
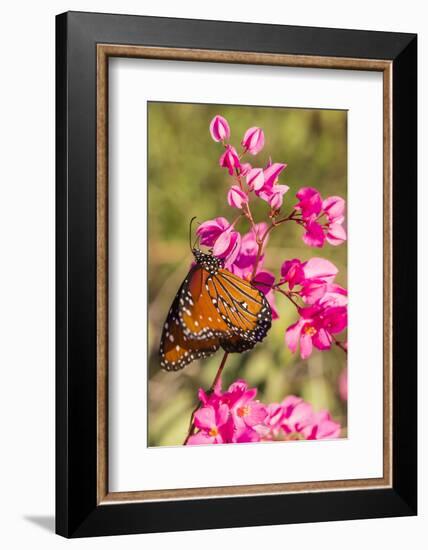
242 127 265 155
219 145 241 176
227 185 248 209
209 115 230 142
246 168 264 191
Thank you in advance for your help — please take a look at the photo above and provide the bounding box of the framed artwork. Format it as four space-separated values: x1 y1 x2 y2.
56 11 417 538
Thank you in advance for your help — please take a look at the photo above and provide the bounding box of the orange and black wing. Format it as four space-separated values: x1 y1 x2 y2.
177 265 232 341
159 291 220 371
159 265 272 371
206 268 272 346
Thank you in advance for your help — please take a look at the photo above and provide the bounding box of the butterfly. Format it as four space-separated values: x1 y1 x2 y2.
159 248 272 371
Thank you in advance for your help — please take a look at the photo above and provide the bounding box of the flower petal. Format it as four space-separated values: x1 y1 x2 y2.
196 217 230 247
187 432 215 445
326 223 347 245
252 270 275 294
303 220 325 247
300 332 313 359
263 163 287 188
303 257 338 282
285 319 305 353
295 187 323 219
246 168 265 191
322 196 345 223
194 406 216 430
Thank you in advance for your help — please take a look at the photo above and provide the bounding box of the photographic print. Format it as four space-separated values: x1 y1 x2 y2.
148 102 348 447
57 14 417 536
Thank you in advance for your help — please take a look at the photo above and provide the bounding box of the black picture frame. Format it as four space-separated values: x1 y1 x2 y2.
56 10 417 538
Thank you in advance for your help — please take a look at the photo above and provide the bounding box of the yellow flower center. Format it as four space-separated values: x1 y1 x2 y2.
237 406 250 417
303 325 317 337
209 427 219 437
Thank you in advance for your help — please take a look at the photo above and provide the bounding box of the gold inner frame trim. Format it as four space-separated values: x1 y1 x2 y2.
96 44 393 505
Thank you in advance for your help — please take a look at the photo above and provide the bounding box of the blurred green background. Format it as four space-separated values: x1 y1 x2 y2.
147 102 347 446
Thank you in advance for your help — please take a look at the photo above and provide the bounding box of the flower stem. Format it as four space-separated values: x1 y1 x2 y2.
274 286 302 308
333 337 348 354
249 210 299 281
183 352 230 445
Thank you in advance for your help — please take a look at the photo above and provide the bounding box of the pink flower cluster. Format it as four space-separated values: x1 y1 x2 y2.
209 115 289 213
202 114 348 360
294 187 347 248
280 257 348 358
187 379 341 445
261 395 341 441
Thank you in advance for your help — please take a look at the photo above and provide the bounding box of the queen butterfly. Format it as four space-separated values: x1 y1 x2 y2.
159 248 272 371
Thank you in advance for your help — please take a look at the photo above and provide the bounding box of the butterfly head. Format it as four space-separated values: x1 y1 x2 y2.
192 249 224 274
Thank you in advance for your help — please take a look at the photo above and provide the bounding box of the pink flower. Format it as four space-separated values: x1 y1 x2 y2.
323 196 345 224
234 427 261 443
285 303 347 359
225 380 267 431
246 168 264 191
278 258 348 337
209 115 230 142
255 163 289 209
212 226 242 268
189 379 267 445
242 127 265 155
299 410 341 440
253 270 279 319
280 259 306 289
268 184 289 210
219 145 241 175
302 257 338 282
280 257 339 303
295 187 323 219
262 162 287 189
187 403 234 445
260 403 286 439
252 270 275 294
240 162 252 176
196 217 230 247
229 223 268 280
239 159 289 210
302 217 326 247
187 379 341 445
260 396 341 441
299 258 340 304
318 284 348 307
196 217 242 268
198 377 222 406
281 396 314 437
227 185 248 209
294 188 347 248
326 223 347 246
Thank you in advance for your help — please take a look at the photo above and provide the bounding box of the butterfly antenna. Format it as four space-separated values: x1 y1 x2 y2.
192 233 200 250
189 217 197 252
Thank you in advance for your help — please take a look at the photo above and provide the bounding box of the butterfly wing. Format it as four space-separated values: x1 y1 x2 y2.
159 291 220 371
206 268 272 346
159 262 272 371
177 265 233 341
219 334 257 353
